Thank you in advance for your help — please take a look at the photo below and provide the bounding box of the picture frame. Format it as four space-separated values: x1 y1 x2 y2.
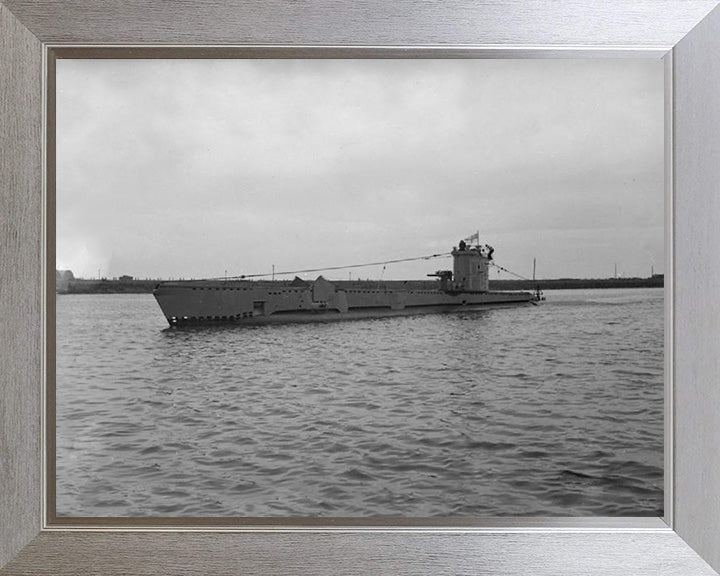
1 1 719 574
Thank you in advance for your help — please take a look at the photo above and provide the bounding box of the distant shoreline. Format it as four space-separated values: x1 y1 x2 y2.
56 276 664 294
490 276 663 291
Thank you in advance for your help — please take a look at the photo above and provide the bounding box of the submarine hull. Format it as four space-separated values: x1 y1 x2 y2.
153 279 535 326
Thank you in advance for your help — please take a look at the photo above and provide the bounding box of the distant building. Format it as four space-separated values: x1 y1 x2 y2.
119 275 134 282
56 270 74 293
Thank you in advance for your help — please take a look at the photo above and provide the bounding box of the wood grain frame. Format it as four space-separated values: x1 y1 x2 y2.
2 2 720 574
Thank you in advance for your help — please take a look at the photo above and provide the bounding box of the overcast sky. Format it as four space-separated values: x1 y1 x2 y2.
57 59 663 281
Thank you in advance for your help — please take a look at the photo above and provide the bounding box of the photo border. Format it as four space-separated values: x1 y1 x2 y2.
46 44 669 530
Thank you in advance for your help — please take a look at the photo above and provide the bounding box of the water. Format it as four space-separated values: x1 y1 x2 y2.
56 288 664 517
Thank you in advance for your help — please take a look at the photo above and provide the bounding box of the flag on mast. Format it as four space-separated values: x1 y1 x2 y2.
463 231 480 246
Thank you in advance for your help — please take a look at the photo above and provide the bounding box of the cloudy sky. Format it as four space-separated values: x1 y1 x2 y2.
56 59 663 281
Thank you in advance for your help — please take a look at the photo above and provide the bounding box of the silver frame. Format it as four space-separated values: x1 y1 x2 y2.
2 2 719 574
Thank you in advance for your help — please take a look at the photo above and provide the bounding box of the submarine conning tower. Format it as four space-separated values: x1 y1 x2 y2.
451 239 492 292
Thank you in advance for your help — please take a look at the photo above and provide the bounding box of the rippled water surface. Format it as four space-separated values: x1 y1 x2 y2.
56 288 664 517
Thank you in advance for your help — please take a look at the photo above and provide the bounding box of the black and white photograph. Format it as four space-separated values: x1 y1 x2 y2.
55 58 664 518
